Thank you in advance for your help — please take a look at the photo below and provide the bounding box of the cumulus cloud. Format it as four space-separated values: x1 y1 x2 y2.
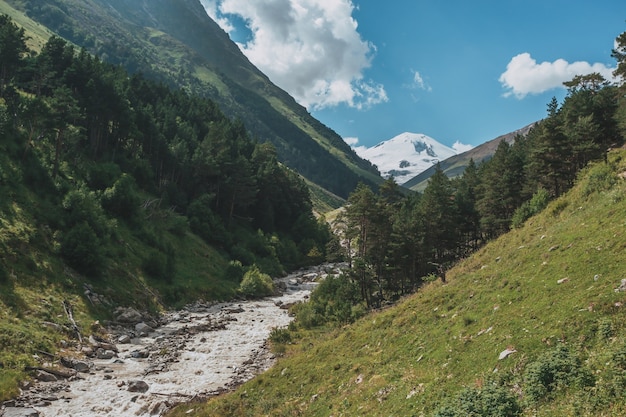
200 0 387 110
452 141 473 154
499 53 616 99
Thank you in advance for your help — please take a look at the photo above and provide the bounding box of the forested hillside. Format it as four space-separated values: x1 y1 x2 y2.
0 14 334 398
0 0 381 199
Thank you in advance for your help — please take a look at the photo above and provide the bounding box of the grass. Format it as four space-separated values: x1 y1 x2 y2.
167 150 626 416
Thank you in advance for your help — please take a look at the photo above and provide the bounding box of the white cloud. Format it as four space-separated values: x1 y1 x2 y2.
452 141 473 154
411 70 432 92
343 136 360 146
201 0 387 110
499 52 616 99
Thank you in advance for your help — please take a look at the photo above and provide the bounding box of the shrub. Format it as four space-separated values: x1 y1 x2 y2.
238 265 275 298
511 188 551 228
224 260 244 283
60 221 104 276
433 383 521 417
583 162 617 196
523 345 594 403
102 173 141 221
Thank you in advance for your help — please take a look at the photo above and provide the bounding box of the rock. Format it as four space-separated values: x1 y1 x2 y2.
615 279 626 292
129 349 150 359
135 322 153 336
115 307 144 324
222 307 244 314
498 347 517 360
557 277 569 284
96 348 117 359
61 357 92 373
35 370 58 382
127 380 150 393
2 408 41 417
118 334 131 344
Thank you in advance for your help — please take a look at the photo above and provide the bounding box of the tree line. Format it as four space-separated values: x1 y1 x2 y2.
337 31 626 308
0 15 330 280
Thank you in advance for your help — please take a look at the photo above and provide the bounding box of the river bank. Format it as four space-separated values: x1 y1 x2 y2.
3 264 344 417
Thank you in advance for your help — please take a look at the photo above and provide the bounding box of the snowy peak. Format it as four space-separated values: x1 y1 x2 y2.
355 133 464 185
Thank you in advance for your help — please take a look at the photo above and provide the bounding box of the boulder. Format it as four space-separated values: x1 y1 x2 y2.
115 307 143 324
61 357 92 373
35 370 57 382
96 348 117 359
118 334 131 344
135 322 153 336
127 380 149 393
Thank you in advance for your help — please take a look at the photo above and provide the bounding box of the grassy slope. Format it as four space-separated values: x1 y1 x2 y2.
170 150 626 416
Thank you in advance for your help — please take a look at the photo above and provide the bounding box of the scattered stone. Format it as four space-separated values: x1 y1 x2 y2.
127 380 150 393
548 245 560 252
557 277 569 284
594 274 600 281
615 279 626 292
498 347 517 360
118 334 131 344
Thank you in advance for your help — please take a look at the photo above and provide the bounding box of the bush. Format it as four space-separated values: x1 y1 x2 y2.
238 265 275 298
583 162 617 196
60 221 104 276
224 260 244 283
294 274 364 328
523 345 594 403
434 384 521 417
102 173 141 221
511 188 550 228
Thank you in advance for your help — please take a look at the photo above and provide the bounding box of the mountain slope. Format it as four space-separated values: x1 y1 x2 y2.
172 149 626 416
404 123 535 191
2 0 380 198
355 132 460 185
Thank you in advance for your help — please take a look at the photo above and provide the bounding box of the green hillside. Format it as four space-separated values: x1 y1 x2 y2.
171 150 626 416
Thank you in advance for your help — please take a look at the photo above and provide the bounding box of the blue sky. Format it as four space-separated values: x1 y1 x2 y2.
201 1 626 150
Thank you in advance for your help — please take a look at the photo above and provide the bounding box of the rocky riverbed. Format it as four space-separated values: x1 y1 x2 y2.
2 264 344 417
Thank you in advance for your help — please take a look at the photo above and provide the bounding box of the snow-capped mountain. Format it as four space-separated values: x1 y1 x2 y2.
355 133 468 185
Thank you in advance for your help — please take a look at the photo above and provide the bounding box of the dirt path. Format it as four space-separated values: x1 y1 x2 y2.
7 264 340 417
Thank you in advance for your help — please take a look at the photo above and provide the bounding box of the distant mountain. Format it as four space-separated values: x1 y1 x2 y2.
2 0 381 199
355 133 462 185
403 123 536 191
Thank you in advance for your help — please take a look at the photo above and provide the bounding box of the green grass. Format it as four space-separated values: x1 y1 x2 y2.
168 150 626 416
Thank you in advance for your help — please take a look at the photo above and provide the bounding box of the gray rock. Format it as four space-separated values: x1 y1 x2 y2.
115 307 143 324
2 408 41 417
35 370 57 382
135 322 153 336
129 349 150 359
96 348 117 359
127 380 149 393
118 334 131 344
61 357 92 373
